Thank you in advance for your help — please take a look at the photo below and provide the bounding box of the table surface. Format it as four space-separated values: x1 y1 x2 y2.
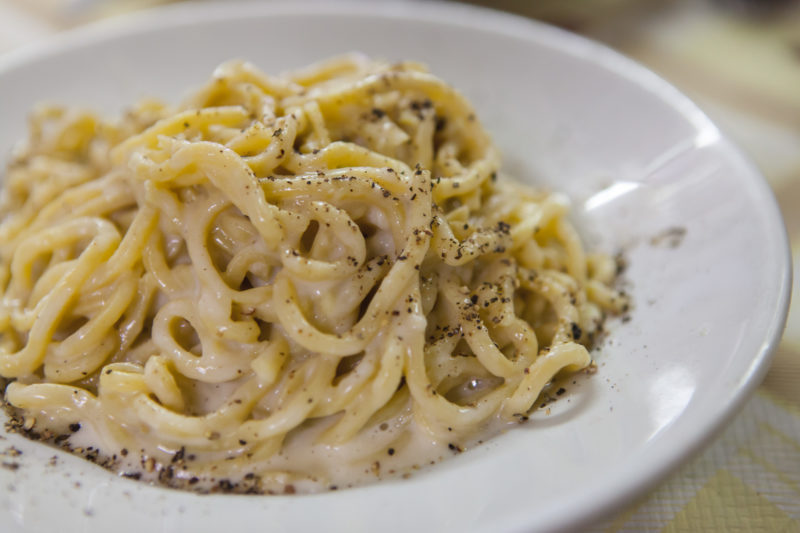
0 0 798 531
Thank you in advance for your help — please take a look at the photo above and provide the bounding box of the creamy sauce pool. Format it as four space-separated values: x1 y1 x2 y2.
9 403 524 494
6 366 589 494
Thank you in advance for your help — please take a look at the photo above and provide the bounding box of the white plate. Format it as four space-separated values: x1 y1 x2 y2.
0 2 791 532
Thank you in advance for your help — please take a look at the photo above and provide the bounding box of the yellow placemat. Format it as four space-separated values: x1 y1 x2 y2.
600 392 800 532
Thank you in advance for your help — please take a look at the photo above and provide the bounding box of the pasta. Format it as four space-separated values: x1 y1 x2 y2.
0 55 625 493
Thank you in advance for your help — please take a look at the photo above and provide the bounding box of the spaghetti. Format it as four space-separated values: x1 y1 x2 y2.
0 55 625 493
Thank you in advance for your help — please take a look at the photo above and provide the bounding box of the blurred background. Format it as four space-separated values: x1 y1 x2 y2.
1 0 798 530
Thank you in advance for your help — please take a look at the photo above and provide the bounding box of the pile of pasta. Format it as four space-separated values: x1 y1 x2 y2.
0 55 624 492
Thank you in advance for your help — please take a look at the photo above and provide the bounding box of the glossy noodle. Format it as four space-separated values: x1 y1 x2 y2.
0 55 625 492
